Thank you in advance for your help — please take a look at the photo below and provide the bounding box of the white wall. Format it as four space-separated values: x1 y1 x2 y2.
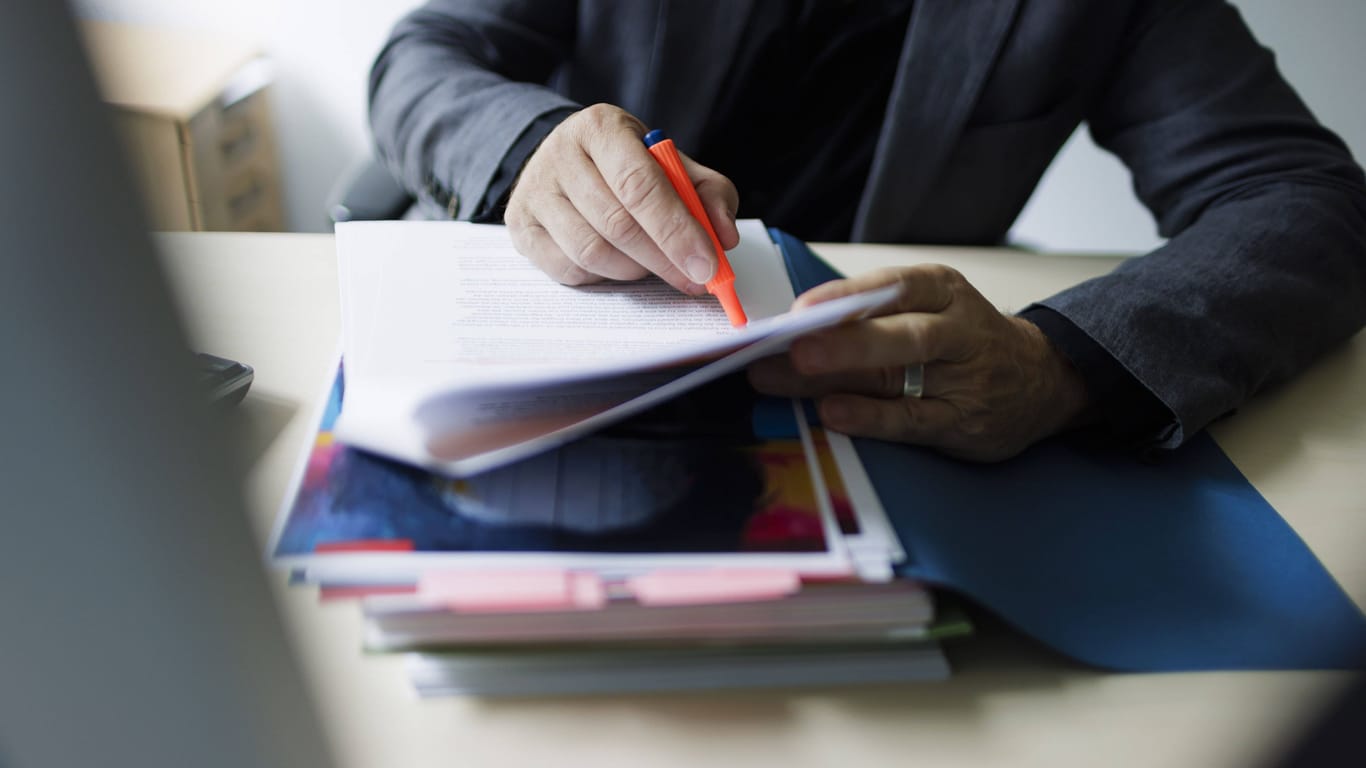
75 0 1366 246
1012 0 1366 252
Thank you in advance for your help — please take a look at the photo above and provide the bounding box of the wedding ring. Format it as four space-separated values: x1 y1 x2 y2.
902 363 925 399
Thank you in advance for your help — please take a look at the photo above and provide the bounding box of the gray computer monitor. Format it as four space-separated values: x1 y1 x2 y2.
0 3 332 766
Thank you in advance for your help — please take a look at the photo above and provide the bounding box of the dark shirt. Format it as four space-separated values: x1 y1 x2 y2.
474 0 914 239
698 0 913 242
474 0 1174 449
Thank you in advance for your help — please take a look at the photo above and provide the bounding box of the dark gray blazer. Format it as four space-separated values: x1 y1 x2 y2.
370 0 1366 449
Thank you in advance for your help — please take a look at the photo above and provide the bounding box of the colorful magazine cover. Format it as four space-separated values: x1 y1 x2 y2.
273 367 848 572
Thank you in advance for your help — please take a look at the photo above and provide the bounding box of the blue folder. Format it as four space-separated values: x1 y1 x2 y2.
769 227 1366 671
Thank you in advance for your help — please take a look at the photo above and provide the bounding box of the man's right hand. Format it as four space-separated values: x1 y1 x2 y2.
504 103 740 294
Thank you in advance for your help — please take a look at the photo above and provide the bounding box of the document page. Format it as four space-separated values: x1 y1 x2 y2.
340 220 796 385
333 220 896 476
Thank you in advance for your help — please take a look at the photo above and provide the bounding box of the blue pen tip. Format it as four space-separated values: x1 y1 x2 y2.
643 128 668 147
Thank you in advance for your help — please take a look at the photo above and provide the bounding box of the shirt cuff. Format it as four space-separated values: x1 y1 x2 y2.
1018 305 1177 451
471 107 578 223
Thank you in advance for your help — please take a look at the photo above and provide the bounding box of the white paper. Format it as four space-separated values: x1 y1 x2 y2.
332 219 897 476
824 430 907 570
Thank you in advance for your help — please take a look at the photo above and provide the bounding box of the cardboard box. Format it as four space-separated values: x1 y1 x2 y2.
81 21 285 231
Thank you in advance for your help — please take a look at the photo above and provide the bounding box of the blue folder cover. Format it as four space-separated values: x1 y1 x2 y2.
769 227 1366 671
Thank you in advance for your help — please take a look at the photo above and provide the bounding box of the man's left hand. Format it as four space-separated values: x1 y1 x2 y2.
747 265 1093 462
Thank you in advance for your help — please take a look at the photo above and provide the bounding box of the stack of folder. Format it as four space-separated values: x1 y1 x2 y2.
268 219 972 696
272 366 965 697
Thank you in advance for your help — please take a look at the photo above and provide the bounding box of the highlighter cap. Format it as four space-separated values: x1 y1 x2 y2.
643 128 668 148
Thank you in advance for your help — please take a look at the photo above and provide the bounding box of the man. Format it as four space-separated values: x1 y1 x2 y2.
369 0 1366 461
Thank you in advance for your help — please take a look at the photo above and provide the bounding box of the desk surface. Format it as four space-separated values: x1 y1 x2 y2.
158 232 1365 768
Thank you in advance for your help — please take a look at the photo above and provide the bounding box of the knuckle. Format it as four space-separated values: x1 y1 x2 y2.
600 203 642 244
914 264 965 310
569 234 619 273
605 104 646 133
654 211 698 254
925 264 964 285
958 416 991 438
883 267 912 287
892 269 920 305
968 365 1007 393
555 259 597 286
901 320 932 356
508 219 546 255
613 162 662 211
893 398 925 435
573 104 645 147
508 169 548 209
512 225 593 288
879 366 902 398
576 103 614 130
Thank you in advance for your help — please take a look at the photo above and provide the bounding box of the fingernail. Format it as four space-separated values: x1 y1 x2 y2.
685 254 714 284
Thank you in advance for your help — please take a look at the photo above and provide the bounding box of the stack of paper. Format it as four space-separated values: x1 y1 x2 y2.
270 220 962 697
405 643 951 698
364 579 935 650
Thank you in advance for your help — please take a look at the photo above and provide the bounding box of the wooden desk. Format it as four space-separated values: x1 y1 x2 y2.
158 232 1364 768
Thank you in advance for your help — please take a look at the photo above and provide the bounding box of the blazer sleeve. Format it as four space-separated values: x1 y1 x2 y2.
368 0 581 220
1032 0 1366 449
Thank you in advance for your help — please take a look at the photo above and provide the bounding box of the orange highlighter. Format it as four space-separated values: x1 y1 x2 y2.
643 129 748 327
